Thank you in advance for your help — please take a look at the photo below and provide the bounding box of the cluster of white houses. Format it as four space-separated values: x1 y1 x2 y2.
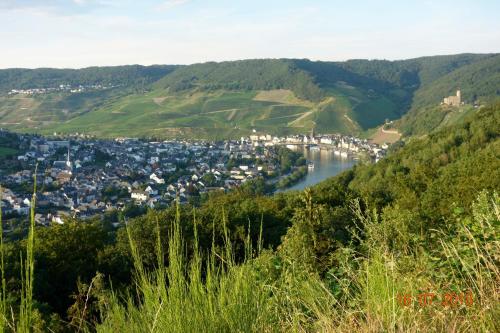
0 134 279 225
7 83 118 96
1 130 389 226
247 133 386 160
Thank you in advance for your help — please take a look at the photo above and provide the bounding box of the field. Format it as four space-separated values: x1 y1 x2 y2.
0 76 414 140
0 85 408 139
369 126 402 145
253 89 314 106
12 88 371 138
0 89 128 131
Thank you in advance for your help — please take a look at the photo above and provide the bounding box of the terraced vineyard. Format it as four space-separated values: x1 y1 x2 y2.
46 85 390 138
51 90 322 138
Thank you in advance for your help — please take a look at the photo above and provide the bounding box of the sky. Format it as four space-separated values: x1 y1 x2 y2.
1 0 499 68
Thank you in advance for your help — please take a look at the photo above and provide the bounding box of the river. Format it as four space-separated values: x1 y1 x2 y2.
283 146 358 191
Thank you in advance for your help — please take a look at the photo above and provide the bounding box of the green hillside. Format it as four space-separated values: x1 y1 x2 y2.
0 54 498 138
399 54 500 135
0 89 130 129
155 59 323 101
0 65 179 134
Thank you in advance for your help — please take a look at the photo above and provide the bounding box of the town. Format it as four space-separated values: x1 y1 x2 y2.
7 83 119 96
0 129 388 227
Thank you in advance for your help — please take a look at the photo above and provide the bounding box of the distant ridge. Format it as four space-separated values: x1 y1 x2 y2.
0 53 498 138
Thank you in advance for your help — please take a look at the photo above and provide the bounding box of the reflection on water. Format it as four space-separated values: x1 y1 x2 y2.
284 146 357 191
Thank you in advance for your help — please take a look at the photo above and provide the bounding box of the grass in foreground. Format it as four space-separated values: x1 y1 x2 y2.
0 172 37 333
95 191 499 332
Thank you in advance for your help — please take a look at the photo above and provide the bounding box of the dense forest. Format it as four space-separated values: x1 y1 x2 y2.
154 59 324 101
0 103 498 332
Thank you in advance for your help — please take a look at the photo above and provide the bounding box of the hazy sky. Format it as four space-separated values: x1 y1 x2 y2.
1 0 499 68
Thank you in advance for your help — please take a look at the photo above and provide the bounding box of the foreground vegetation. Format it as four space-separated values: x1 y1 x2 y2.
0 104 498 332
97 190 499 332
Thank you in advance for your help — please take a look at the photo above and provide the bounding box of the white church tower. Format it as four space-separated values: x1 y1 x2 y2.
66 146 72 169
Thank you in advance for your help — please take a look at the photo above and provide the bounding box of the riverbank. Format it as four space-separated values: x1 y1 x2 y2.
276 165 308 189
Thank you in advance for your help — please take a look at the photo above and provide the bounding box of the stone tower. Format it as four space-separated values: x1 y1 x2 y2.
443 89 462 106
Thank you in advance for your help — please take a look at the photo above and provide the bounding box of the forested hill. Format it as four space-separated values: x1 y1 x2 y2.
154 59 324 101
0 54 498 138
0 65 178 92
155 54 498 100
398 54 500 135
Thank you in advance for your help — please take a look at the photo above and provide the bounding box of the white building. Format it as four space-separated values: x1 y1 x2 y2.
320 137 333 145
150 173 165 184
131 190 148 201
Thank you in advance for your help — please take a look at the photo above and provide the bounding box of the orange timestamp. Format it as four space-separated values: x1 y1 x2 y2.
396 290 474 307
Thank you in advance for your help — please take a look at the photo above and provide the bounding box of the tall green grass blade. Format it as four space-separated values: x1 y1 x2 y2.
0 187 6 333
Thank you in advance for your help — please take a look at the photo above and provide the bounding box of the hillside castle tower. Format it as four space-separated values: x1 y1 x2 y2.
443 90 461 106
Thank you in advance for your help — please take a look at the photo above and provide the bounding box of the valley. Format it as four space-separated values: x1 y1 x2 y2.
1 1 499 332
